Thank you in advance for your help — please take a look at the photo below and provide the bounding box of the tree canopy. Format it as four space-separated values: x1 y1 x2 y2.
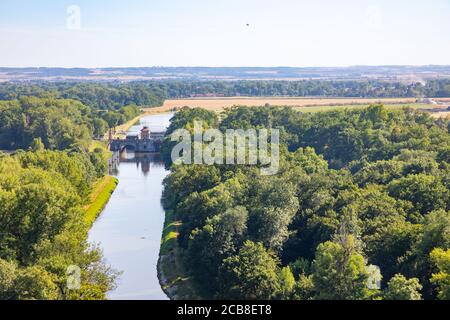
162 105 450 300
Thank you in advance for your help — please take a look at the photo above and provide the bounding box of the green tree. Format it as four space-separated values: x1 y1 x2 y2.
418 210 450 254
13 266 59 300
412 210 450 298
383 274 422 300
278 266 296 299
120 104 141 121
29 138 45 152
388 174 449 217
0 167 80 263
162 165 222 210
91 118 109 137
218 241 280 299
186 206 248 296
246 177 299 251
312 235 373 300
292 274 315 300
176 178 242 247
430 248 450 300
0 258 17 300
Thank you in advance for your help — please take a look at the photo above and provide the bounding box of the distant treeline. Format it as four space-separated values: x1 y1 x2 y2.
163 79 450 98
0 79 449 110
0 83 166 110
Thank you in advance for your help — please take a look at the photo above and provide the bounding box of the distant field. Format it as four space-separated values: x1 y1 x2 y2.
431 111 450 118
160 97 419 110
293 103 436 113
141 97 449 116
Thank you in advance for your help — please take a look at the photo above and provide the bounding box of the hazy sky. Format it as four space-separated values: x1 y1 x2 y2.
0 0 449 67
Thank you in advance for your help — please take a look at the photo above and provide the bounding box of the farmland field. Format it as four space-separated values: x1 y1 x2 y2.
162 97 419 110
141 97 450 115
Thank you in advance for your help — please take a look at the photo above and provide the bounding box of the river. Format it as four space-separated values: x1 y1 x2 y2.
88 113 173 300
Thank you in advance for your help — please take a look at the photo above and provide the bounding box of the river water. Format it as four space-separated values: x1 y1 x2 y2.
88 113 173 300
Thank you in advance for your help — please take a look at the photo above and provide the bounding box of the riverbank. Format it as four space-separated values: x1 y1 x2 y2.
89 113 173 299
84 175 119 227
157 209 198 300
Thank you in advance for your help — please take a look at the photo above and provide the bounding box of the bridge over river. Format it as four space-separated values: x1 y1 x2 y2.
109 126 165 152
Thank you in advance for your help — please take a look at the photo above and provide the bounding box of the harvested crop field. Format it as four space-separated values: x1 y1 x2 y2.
160 97 419 110
431 111 450 119
141 97 449 115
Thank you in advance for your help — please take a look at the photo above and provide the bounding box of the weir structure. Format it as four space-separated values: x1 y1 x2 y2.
109 126 165 153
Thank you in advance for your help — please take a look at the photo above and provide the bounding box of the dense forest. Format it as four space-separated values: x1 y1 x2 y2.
0 83 166 109
0 79 449 111
161 105 450 300
0 95 121 299
0 150 117 299
1 79 449 300
0 97 140 150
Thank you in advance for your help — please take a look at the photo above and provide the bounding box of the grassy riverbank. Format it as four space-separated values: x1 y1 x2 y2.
158 209 198 299
84 175 119 227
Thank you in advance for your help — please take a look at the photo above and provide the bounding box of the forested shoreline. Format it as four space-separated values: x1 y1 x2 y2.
0 150 118 299
161 105 450 300
0 94 121 299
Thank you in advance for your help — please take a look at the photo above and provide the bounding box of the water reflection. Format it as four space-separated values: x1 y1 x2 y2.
112 150 165 176
88 113 173 300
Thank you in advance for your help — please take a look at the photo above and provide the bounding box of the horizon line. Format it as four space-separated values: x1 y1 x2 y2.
1 64 450 69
